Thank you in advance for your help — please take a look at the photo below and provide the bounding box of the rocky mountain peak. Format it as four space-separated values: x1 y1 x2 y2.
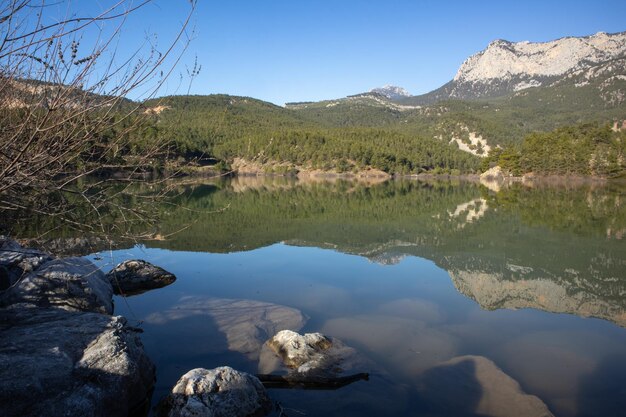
453 31 626 86
370 85 411 100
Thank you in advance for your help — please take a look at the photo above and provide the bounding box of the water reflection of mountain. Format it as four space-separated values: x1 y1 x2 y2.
7 178 625 326
146 179 626 327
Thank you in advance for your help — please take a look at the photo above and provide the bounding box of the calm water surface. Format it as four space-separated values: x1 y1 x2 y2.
87 177 626 417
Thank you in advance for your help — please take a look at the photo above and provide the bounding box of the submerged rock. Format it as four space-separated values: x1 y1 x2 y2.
157 367 271 417
0 306 155 417
145 296 307 359
418 355 554 417
0 237 53 290
0 257 113 314
106 259 176 296
260 329 368 376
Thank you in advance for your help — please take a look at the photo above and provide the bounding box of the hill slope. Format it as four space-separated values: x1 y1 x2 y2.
143 94 481 174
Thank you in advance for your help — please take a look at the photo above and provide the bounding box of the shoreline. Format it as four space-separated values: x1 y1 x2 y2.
84 161 626 189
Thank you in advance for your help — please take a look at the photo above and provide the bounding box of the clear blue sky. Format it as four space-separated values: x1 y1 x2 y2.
78 0 626 104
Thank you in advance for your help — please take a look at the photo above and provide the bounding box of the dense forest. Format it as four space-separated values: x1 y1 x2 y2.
137 95 481 174
482 123 626 177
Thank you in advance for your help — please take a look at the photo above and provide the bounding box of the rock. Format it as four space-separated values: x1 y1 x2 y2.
480 165 504 181
265 330 331 372
418 355 554 417
480 166 505 192
157 367 272 417
0 237 53 290
261 329 368 376
443 31 626 101
17 236 123 257
370 85 411 100
106 259 176 296
145 296 307 359
0 257 113 314
0 306 155 417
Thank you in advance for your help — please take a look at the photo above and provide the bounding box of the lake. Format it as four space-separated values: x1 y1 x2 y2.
83 177 626 417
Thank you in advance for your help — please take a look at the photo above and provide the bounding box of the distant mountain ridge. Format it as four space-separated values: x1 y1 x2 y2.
400 30 626 104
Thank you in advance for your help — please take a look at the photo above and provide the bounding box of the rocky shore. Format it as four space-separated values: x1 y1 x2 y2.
0 238 157 417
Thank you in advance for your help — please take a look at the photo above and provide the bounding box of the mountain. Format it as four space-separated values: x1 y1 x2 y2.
280 30 626 163
402 31 626 105
370 85 412 100
13 31 619 175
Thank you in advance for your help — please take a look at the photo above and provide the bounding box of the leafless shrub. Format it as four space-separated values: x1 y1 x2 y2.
0 0 197 241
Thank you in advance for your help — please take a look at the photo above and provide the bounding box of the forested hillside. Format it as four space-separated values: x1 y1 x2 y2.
140 95 481 174
482 123 626 177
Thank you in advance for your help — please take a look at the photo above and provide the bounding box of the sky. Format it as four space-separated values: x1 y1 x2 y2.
55 0 626 104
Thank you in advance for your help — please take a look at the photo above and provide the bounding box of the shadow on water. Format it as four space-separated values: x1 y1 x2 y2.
576 353 626 417
141 308 263 415
414 359 487 417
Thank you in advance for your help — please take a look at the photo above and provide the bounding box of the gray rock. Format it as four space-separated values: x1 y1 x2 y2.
261 330 369 377
0 237 53 290
0 306 155 417
106 259 176 296
0 257 113 314
18 236 123 257
157 367 271 417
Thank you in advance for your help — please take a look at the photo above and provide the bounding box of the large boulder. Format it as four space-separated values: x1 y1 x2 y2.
0 257 113 314
106 259 176 296
157 367 272 417
0 237 53 290
0 306 155 417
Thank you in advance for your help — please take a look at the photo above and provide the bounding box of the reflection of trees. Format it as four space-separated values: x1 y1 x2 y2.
490 184 626 238
6 178 625 325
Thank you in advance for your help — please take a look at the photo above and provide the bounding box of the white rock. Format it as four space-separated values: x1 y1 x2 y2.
157 367 271 417
480 165 504 181
261 329 369 376
370 85 412 99
265 330 331 372
455 31 626 83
